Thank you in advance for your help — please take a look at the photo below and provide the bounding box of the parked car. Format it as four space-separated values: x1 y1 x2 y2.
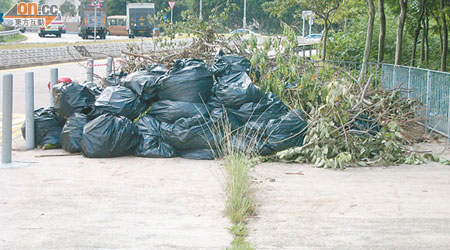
39 13 64 37
305 33 322 41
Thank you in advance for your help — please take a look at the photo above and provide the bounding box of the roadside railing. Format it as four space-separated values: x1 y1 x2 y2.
0 28 20 42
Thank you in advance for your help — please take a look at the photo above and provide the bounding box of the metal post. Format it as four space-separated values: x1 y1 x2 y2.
50 68 58 106
25 72 35 150
106 57 113 76
407 67 411 99
302 45 305 58
87 58 94 82
243 0 247 30
199 0 202 20
302 16 305 38
426 70 431 129
171 8 173 23
392 66 397 90
94 6 97 42
2 74 13 164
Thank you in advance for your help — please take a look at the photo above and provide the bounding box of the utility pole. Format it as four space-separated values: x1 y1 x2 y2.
243 0 247 30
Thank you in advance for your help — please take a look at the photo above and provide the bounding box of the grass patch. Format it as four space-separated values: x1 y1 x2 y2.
0 33 26 43
223 153 256 250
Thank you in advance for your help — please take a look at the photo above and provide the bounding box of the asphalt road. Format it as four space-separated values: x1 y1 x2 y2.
0 59 111 114
22 32 144 44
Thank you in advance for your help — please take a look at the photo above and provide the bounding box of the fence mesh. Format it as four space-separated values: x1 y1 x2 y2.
382 64 450 137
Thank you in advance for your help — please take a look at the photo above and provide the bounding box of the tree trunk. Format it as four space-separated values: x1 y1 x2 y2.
377 0 386 63
359 0 375 82
410 0 426 67
425 8 430 64
420 16 426 66
441 0 448 71
395 0 408 65
321 18 329 61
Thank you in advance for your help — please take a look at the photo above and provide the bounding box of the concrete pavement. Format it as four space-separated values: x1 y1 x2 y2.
0 139 231 250
248 142 450 250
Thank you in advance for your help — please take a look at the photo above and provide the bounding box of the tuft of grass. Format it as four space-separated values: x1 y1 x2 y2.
227 223 255 250
0 34 26 43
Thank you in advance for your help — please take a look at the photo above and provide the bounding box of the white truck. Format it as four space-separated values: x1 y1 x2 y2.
126 3 155 38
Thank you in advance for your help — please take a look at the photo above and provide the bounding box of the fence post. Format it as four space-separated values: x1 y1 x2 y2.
392 66 397 90
50 68 58 106
25 71 35 150
87 58 94 82
426 70 431 129
407 67 411 99
2 74 13 164
106 57 113 77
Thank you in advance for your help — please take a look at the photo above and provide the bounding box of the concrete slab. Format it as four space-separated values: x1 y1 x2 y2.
0 140 231 250
248 142 450 250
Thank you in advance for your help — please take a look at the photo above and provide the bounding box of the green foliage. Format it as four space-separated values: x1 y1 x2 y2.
60 0 77 19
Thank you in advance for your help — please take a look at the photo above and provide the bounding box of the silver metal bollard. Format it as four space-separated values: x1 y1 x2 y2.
87 58 94 82
25 71 35 150
106 57 113 76
50 68 58 107
2 74 13 164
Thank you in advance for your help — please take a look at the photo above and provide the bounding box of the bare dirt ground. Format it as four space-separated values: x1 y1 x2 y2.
247 142 450 250
0 139 231 250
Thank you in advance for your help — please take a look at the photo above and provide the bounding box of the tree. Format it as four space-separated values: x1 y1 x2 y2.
410 0 426 67
395 0 408 65
60 0 76 21
378 0 386 63
359 0 375 82
439 0 447 71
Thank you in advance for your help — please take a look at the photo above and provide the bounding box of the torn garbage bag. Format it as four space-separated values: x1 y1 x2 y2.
52 81 96 119
81 114 139 158
92 86 147 120
21 107 62 146
157 58 214 103
148 100 210 123
59 112 88 153
134 114 177 158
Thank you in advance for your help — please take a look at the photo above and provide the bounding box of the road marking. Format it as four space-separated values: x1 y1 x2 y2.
0 113 25 143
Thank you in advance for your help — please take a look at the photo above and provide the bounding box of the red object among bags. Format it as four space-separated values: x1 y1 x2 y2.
48 77 72 90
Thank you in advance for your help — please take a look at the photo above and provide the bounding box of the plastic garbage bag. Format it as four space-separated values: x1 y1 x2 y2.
146 64 168 75
245 110 307 152
213 50 252 78
157 58 214 103
52 81 96 119
209 72 264 108
209 107 242 130
21 107 62 146
160 116 218 150
148 100 210 123
121 65 166 103
105 72 127 86
351 114 380 136
179 149 215 160
84 81 104 96
229 131 273 156
81 114 139 158
59 112 88 153
93 86 147 120
230 92 288 124
134 114 177 158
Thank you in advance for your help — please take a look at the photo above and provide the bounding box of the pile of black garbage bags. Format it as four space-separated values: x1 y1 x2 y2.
22 51 307 160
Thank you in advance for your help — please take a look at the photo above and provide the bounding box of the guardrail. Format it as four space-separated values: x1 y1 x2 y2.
0 29 21 43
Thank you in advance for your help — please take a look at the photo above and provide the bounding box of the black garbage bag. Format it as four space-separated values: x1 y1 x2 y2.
351 114 380 136
179 149 215 160
81 114 139 158
105 72 127 86
84 81 104 96
160 116 219 150
21 107 62 146
146 64 168 75
229 131 273 156
210 107 243 131
230 92 288 124
134 114 177 158
244 110 307 152
148 100 210 124
157 58 214 103
52 81 96 119
121 65 166 103
59 112 88 153
209 72 264 109
93 86 147 120
213 50 257 78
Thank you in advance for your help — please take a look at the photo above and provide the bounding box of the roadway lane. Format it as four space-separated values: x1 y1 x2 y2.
22 32 149 44
0 59 111 114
